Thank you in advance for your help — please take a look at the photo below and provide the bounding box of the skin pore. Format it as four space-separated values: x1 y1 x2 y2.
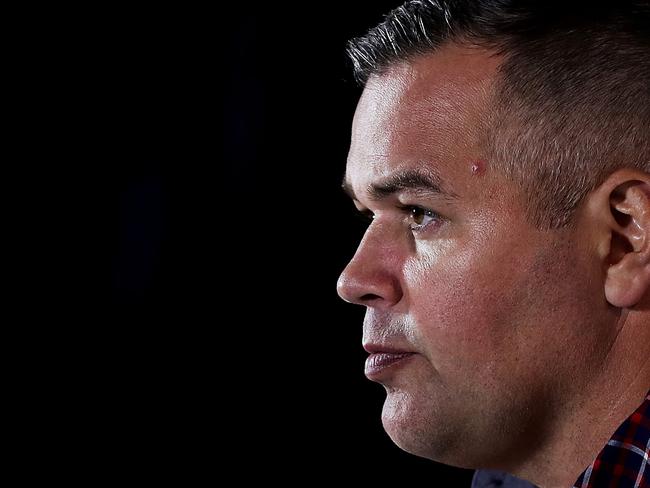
337 44 650 487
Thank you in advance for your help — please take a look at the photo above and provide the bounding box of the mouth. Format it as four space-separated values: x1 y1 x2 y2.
364 350 416 381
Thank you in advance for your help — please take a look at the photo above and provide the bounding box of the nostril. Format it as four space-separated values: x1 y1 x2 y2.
360 293 382 302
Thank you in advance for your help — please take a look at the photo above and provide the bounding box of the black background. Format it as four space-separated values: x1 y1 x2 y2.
109 3 475 484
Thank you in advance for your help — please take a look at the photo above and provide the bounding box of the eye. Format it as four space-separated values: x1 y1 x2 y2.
404 205 442 232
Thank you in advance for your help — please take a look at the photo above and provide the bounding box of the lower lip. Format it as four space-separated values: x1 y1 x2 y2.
365 352 415 380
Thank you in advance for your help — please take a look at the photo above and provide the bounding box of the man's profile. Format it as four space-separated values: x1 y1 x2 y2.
336 1 649 487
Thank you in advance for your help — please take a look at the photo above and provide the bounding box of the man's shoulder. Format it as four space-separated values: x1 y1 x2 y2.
472 470 538 488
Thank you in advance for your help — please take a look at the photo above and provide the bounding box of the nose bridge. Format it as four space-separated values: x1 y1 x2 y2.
337 221 404 307
352 220 395 268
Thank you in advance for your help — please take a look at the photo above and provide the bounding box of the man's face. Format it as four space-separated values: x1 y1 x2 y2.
337 46 615 468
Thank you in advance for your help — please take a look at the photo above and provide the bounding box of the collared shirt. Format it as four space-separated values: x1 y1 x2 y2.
472 390 650 488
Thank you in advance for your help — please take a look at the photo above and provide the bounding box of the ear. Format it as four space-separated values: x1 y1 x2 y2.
592 169 650 308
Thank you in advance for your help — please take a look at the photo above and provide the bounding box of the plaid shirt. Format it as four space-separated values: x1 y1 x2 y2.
572 389 649 488
472 390 650 488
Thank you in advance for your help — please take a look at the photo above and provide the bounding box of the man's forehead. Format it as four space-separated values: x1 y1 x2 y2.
358 44 502 112
347 45 501 201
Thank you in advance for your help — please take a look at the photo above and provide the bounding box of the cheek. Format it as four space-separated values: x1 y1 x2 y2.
403 241 535 377
403 233 605 391
404 273 488 369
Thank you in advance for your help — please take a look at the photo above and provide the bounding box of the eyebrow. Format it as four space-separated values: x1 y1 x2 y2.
342 168 457 202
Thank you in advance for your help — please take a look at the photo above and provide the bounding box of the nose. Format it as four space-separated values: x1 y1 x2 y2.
336 225 403 309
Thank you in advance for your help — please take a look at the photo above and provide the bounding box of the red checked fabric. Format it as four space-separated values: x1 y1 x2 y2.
572 390 650 488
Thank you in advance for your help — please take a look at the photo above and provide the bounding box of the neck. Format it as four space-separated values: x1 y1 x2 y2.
510 311 650 488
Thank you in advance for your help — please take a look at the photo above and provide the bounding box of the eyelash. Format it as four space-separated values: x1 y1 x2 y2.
398 205 442 232
356 205 442 233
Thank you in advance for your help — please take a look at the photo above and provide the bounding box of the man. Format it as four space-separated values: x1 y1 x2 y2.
336 1 650 487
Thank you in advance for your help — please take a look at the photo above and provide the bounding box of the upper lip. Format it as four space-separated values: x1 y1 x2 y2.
363 343 413 355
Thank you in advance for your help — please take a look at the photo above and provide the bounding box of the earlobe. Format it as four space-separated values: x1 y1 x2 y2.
605 260 650 309
603 175 650 309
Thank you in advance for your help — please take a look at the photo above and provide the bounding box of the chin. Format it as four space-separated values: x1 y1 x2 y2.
381 389 441 458
380 388 472 467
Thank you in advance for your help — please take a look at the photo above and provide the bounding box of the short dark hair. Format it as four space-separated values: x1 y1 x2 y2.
347 0 650 228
